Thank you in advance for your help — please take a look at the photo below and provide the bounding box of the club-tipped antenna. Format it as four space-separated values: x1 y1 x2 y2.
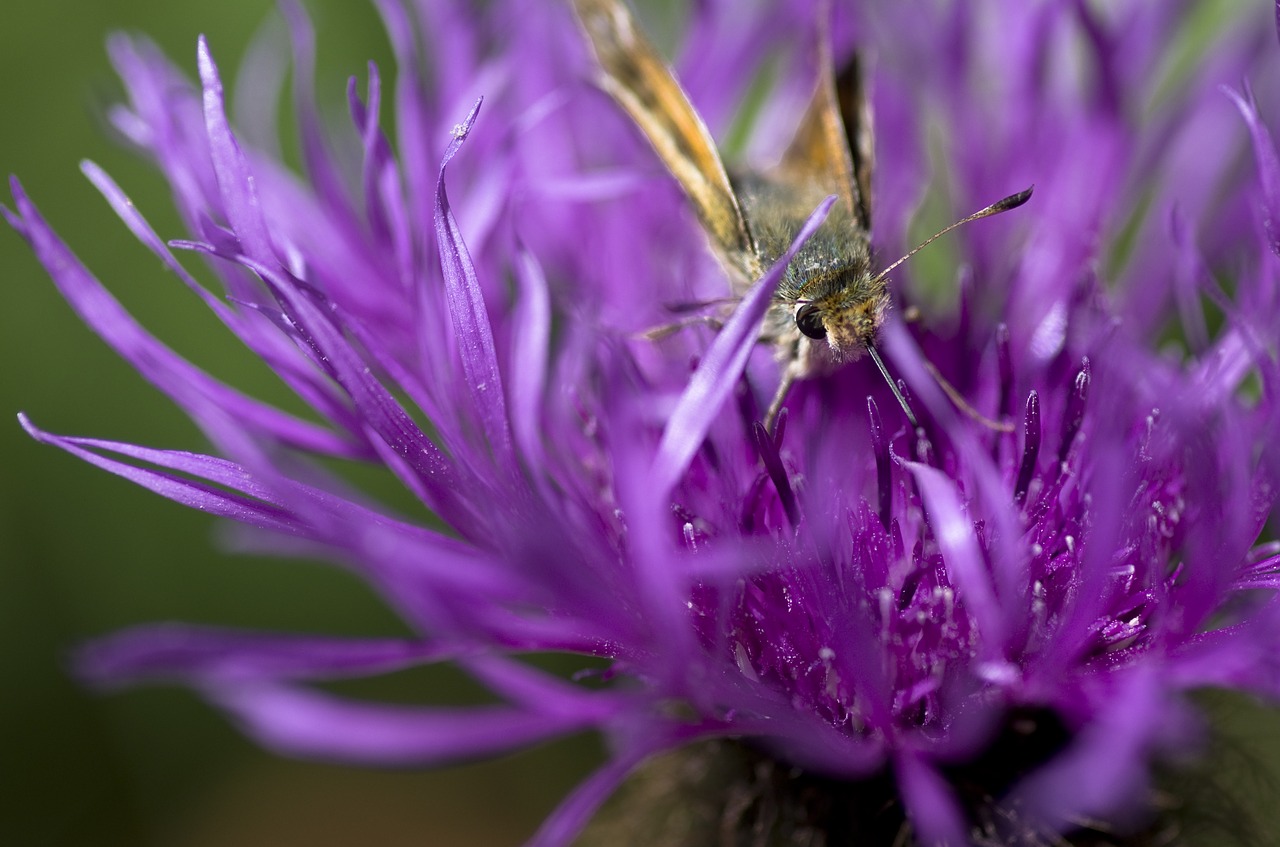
866 345 918 430
862 187 1032 432
871 186 1033 287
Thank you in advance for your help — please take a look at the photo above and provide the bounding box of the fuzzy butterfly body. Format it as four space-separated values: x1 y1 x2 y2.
733 170 879 354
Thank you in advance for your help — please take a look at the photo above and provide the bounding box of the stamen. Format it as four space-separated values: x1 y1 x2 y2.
753 421 799 528
1015 390 1041 506
996 323 1014 420
897 564 923 611
1058 358 1091 464
868 398 892 529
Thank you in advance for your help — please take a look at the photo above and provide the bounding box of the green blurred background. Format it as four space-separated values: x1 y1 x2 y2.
2 2 1279 847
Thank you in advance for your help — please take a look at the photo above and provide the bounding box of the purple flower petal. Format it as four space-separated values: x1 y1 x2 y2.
526 741 661 847
1012 669 1173 835
198 36 277 266
1169 601 1280 697
280 0 352 221
20 414 299 535
9 176 361 458
511 246 553 468
896 752 968 847
11 2 1280 843
18 414 517 601
434 99 516 472
1224 82 1280 257
208 682 607 766
650 195 835 499
76 625 448 685
905 461 1006 656
180 247 473 529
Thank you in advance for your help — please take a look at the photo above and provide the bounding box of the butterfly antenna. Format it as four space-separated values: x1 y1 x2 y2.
867 345 918 429
864 187 1032 432
871 186 1033 287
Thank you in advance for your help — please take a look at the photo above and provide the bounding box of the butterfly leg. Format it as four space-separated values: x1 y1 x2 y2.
920 357 1013 433
763 364 801 435
638 314 724 341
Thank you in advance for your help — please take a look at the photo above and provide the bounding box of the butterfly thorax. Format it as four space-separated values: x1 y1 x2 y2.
732 171 885 362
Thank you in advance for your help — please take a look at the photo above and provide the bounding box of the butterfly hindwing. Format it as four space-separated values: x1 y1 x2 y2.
836 54 874 233
776 21 868 232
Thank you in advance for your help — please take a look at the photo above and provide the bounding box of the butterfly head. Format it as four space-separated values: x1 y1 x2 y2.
794 286 888 361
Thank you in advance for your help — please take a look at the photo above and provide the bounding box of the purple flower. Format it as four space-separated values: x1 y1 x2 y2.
8 1 1280 844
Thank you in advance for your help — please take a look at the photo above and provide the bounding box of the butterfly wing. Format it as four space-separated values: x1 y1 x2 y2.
836 55 874 233
570 0 760 281
776 31 872 234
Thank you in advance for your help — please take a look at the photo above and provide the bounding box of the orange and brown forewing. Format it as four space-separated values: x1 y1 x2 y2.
570 0 760 282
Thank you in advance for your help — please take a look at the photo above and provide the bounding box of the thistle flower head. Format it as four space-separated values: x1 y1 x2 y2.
9 1 1280 845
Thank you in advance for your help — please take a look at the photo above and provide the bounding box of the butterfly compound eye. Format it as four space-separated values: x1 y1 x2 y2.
796 304 827 340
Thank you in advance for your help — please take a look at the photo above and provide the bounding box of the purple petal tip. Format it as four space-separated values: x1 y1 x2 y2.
453 97 483 142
